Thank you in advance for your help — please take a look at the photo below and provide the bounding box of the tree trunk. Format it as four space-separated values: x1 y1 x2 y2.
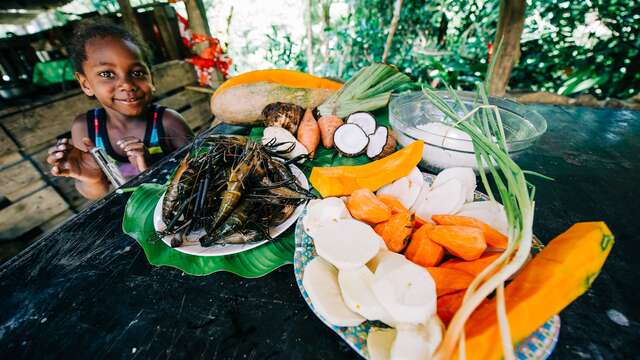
116 0 145 45
489 0 526 97
184 0 212 54
381 0 403 64
304 0 315 74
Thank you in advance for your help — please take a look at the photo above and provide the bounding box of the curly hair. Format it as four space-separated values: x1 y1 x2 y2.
68 19 151 73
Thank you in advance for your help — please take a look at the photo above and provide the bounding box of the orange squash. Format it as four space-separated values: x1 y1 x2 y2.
374 212 414 253
462 222 614 360
441 253 502 277
404 223 443 267
426 267 475 297
432 214 508 249
309 141 424 197
212 69 342 98
347 188 392 224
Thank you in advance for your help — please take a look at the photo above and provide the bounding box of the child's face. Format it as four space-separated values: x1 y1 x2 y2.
76 36 154 117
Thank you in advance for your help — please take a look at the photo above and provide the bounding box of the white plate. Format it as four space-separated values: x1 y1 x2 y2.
153 163 309 257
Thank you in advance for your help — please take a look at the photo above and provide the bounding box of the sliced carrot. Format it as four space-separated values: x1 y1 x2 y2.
441 253 502 277
347 188 391 224
375 212 414 253
432 214 508 249
428 225 487 261
437 290 466 325
377 194 409 214
405 223 443 267
414 215 430 229
426 267 475 297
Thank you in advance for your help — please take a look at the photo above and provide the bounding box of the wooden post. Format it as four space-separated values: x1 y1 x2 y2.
489 0 526 97
184 0 211 54
382 0 403 64
153 5 181 60
304 0 314 74
116 0 146 45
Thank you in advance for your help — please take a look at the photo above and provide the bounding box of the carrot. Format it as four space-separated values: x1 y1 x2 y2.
404 223 443 267
377 194 409 214
441 253 502 277
432 214 508 249
426 267 475 297
437 291 466 325
374 211 414 253
414 215 430 229
317 115 344 148
428 225 487 261
347 188 392 224
297 108 320 157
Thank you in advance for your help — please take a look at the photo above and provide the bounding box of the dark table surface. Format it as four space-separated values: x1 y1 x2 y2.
1 105 639 359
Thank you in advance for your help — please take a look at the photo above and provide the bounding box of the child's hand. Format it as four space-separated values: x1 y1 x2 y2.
47 138 104 183
117 136 148 172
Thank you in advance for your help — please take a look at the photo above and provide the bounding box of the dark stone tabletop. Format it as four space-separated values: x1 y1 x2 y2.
1 105 639 359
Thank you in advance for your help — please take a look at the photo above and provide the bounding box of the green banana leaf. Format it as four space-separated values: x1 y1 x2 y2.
123 108 393 277
122 183 295 277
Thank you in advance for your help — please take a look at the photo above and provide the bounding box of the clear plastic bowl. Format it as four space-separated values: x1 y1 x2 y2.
389 91 547 172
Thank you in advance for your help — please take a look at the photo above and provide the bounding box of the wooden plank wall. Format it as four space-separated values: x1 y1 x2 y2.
0 60 213 242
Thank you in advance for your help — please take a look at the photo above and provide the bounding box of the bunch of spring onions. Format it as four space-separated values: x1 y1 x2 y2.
318 63 411 118
422 85 538 360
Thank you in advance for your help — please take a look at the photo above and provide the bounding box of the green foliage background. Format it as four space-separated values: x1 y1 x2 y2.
265 0 639 100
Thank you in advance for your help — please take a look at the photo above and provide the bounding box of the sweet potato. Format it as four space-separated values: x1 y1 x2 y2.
437 291 466 325
317 115 344 148
374 211 414 252
441 253 502 277
404 223 443 267
428 225 487 261
376 194 409 214
347 188 391 224
432 214 508 249
297 108 320 157
426 267 475 297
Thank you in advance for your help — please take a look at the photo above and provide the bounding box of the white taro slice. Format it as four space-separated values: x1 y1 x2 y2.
372 260 437 325
333 123 370 157
367 126 389 159
431 167 477 202
346 112 377 135
303 197 352 238
368 328 397 360
411 178 465 221
377 167 424 209
338 266 390 321
303 257 365 327
312 219 381 270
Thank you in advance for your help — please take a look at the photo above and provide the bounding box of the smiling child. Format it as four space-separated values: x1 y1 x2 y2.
47 21 194 200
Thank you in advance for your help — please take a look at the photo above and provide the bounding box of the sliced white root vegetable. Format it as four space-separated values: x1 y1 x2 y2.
411 178 465 221
457 200 509 235
390 320 442 360
431 167 477 202
377 167 425 209
313 219 381 270
367 126 389 159
368 328 397 360
333 123 370 157
346 112 377 135
338 266 390 320
372 260 437 325
303 197 352 238
374 251 409 275
303 257 365 327
262 126 308 161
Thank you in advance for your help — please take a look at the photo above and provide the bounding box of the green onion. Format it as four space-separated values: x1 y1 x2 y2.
318 64 411 118
422 85 535 360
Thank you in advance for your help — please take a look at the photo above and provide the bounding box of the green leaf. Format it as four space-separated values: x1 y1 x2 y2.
122 183 295 278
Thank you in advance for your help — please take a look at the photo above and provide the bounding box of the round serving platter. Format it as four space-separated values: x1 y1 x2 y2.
153 163 309 257
293 172 560 359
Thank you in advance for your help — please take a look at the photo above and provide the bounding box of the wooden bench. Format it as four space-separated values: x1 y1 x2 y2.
0 60 212 242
